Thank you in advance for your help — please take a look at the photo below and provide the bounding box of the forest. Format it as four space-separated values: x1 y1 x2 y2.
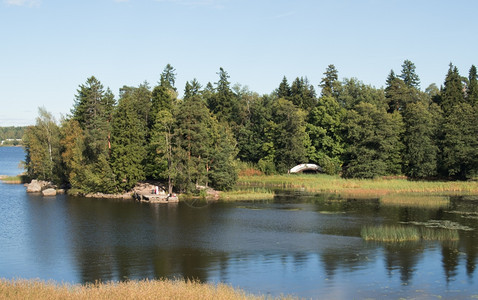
0 126 25 145
22 60 478 194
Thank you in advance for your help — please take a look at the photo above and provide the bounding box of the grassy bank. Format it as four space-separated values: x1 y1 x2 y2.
0 278 292 300
0 175 23 184
238 174 478 196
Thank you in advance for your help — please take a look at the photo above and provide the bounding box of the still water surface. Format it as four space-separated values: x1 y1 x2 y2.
1 147 478 298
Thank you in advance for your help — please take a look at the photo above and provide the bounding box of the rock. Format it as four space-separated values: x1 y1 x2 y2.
26 180 45 193
42 188 57 196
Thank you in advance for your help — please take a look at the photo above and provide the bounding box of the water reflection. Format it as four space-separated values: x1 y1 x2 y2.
2 187 478 298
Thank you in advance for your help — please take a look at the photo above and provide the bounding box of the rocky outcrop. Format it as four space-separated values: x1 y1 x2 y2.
42 188 57 196
25 180 51 193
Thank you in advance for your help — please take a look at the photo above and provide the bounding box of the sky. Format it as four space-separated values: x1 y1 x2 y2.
1 0 477 126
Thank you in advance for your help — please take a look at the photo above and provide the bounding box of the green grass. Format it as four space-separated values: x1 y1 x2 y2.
219 188 275 201
238 174 478 196
380 194 450 208
361 225 459 242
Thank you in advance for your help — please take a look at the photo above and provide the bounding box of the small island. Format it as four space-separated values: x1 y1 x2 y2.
20 62 478 201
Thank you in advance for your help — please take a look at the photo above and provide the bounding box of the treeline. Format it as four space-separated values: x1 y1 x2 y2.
0 126 25 145
23 61 478 194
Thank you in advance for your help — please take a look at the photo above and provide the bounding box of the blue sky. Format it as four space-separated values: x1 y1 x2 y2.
1 0 477 126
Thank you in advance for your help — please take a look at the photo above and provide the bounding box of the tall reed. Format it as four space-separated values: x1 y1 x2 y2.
361 225 459 242
0 278 293 300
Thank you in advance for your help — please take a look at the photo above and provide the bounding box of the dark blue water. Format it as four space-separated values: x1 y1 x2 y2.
1 147 478 299
0 146 25 176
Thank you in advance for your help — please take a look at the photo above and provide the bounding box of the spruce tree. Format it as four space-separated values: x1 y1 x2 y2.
402 102 440 178
320 64 339 97
276 76 291 99
467 65 478 105
110 90 147 192
342 103 404 178
399 59 420 89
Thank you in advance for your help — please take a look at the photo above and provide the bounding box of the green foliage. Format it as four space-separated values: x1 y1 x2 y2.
440 103 478 179
289 77 317 110
21 62 478 197
440 63 464 113
320 64 339 98
307 96 345 174
0 126 25 144
399 59 420 88
402 102 440 178
271 98 309 173
276 76 291 99
23 108 62 182
343 103 404 178
110 88 148 192
467 65 478 105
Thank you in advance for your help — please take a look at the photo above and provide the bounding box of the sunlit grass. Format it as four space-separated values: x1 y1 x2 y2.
0 278 294 300
219 188 275 201
238 174 478 196
361 225 459 242
380 194 450 208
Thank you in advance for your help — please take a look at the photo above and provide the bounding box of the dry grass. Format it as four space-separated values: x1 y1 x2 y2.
0 278 291 300
238 174 478 197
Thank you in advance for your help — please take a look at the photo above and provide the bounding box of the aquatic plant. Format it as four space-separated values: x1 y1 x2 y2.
361 225 421 242
361 225 460 242
219 188 275 201
380 194 450 208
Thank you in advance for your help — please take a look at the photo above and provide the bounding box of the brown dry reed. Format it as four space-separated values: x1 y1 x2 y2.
0 278 295 300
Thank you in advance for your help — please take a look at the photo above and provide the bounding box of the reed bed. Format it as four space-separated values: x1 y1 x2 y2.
219 188 275 201
380 194 450 208
0 278 291 300
361 225 459 242
238 174 478 196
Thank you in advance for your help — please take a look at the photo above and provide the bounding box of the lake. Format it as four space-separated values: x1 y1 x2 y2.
1 146 477 298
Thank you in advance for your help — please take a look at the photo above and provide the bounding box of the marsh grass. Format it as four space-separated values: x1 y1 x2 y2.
361 225 459 242
380 194 450 208
238 174 478 196
0 278 292 300
219 188 275 201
